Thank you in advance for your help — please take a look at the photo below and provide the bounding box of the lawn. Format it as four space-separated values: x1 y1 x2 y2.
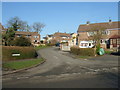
3 58 44 70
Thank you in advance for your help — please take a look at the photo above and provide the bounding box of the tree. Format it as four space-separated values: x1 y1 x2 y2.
32 22 45 33
2 27 15 46
88 25 107 54
7 16 28 31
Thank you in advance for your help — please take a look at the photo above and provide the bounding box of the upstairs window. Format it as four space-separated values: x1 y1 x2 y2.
17 34 21 37
102 30 110 35
87 32 95 36
26 35 31 38
34 35 38 38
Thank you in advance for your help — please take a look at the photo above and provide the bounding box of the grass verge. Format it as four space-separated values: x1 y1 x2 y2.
34 45 49 50
79 55 91 59
3 58 44 70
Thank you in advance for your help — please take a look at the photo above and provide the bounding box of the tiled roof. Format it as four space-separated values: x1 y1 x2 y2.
15 31 40 35
77 21 120 32
110 35 120 39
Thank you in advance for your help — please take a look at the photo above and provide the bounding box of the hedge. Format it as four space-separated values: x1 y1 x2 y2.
70 46 95 56
2 46 38 61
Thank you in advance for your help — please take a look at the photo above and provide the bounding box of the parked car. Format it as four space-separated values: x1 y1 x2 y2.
55 42 60 47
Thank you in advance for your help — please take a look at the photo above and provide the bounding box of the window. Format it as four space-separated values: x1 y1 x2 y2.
26 35 30 38
34 36 38 38
89 43 91 46
84 43 88 46
100 40 103 43
117 39 120 44
102 30 110 35
81 43 84 46
17 35 21 37
87 32 95 36
110 39 113 44
113 39 116 44
34 40 37 43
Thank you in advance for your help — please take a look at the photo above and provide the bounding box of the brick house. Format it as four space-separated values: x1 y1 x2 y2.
1 23 7 45
43 34 53 44
15 31 40 46
52 32 71 43
1 23 41 46
77 21 120 49
68 33 77 47
44 32 71 44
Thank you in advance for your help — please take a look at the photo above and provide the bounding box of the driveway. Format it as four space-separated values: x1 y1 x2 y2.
2 47 119 88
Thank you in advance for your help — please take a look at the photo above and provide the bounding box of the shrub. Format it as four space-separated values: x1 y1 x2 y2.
70 46 95 56
104 50 113 54
2 46 38 61
96 44 101 54
13 36 31 46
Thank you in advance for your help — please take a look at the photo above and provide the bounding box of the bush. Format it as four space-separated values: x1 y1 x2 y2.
104 50 113 54
13 36 31 46
70 46 95 56
96 44 101 54
2 46 38 61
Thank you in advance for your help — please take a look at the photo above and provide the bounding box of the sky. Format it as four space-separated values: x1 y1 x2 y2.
2 2 118 39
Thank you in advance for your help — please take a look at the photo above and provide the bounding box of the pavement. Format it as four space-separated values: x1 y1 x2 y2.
2 46 119 88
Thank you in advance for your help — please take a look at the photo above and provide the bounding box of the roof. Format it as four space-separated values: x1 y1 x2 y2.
110 35 120 39
77 21 120 32
0 23 7 31
48 35 53 37
53 32 71 37
15 31 40 35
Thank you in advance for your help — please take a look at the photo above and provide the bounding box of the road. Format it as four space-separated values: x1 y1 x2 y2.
2 47 119 88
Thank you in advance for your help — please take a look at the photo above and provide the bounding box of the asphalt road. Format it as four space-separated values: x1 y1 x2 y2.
2 47 119 88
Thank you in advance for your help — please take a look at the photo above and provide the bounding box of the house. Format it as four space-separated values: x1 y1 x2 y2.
77 21 120 49
15 31 40 46
43 34 53 44
1 23 41 46
1 23 7 45
52 32 71 44
68 33 77 47
44 32 71 44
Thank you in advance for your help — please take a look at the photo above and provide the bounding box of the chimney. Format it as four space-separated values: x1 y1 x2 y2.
86 21 90 25
109 17 112 23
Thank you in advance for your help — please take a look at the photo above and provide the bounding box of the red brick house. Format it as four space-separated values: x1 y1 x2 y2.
44 32 71 44
1 23 41 46
15 31 40 46
77 21 120 49
52 32 71 43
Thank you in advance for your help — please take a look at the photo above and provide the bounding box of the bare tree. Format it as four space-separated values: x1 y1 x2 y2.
32 22 45 33
7 16 28 31
88 25 107 47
